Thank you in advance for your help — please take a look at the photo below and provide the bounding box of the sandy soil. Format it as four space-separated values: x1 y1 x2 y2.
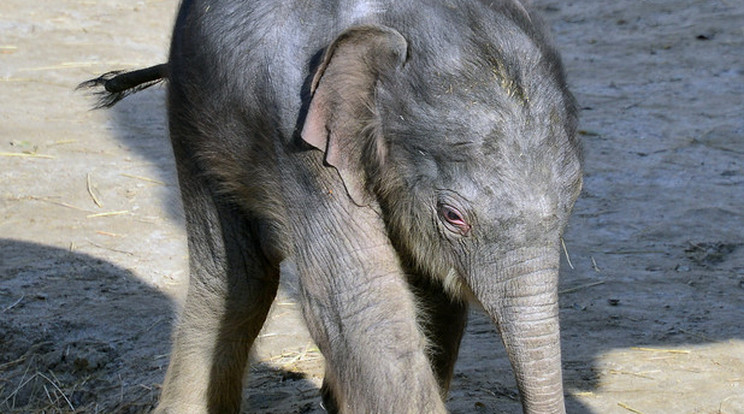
1 0 742 413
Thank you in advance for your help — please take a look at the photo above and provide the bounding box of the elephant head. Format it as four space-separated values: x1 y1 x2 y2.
303 21 581 413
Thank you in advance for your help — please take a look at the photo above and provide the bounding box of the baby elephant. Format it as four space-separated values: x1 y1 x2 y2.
83 0 582 412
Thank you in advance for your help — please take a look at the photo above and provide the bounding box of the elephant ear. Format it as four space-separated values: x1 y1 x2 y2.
301 25 408 206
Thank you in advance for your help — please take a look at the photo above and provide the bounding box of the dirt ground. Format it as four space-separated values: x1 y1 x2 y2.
1 0 742 413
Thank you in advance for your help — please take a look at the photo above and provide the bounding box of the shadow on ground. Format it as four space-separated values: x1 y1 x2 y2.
104 86 184 222
0 239 321 414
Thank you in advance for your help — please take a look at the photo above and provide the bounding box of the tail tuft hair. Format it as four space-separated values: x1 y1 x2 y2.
77 64 168 109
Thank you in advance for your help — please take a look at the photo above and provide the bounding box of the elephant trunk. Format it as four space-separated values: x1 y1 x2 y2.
475 246 566 414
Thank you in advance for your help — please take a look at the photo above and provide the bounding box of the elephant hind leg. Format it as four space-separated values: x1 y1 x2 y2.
154 153 281 414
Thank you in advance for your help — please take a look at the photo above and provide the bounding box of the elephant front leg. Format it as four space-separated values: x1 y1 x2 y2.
291 215 445 414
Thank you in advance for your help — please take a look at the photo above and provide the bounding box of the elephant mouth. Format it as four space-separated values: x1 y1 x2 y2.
441 267 476 301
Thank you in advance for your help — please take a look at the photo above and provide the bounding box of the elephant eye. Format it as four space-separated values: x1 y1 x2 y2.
438 204 471 236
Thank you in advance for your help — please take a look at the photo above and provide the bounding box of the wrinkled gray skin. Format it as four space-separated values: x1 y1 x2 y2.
153 0 582 413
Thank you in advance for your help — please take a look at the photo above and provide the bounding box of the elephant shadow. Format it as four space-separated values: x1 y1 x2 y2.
0 239 321 414
103 86 183 222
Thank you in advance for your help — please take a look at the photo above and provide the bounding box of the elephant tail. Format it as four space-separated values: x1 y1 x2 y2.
77 63 168 109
